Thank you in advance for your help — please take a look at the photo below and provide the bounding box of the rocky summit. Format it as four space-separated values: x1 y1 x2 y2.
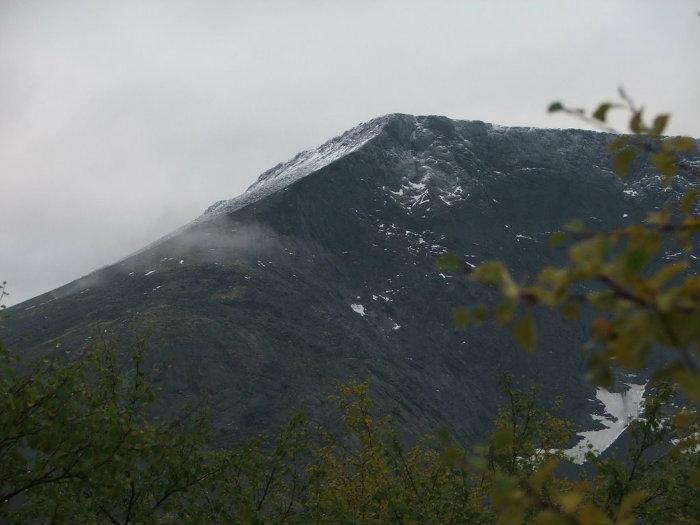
3 114 695 448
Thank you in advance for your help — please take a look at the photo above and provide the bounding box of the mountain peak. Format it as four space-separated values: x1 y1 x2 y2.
204 115 394 217
200 113 618 223
201 113 481 218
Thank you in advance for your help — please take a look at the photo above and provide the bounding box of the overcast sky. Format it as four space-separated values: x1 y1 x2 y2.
1 1 699 306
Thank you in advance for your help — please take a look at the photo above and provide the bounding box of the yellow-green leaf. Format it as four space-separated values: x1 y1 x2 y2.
671 410 697 429
650 151 676 180
549 231 567 247
437 252 461 272
630 111 644 134
557 483 587 514
564 219 586 233
613 149 636 178
664 136 695 152
577 504 611 525
529 458 559 491
680 189 699 216
616 490 648 524
607 137 628 153
452 307 471 329
592 103 614 122
651 114 669 136
513 313 537 353
548 101 564 113
472 260 506 284
533 510 568 525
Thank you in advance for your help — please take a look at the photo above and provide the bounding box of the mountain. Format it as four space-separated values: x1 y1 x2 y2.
2 114 695 448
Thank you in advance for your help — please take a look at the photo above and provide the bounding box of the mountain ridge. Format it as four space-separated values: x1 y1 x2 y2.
3 114 697 450
10 112 685 308
202 113 622 221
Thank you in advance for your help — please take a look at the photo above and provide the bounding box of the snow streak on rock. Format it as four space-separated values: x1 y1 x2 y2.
205 117 385 217
350 303 366 316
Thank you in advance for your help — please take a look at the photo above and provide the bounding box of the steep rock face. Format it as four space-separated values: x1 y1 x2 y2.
2 114 695 445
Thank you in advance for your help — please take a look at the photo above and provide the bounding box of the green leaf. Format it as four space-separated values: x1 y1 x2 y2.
533 510 568 525
607 137 628 153
557 484 587 514
560 302 580 320
671 410 696 429
664 136 695 152
616 490 649 524
622 247 650 272
630 110 644 134
472 304 488 324
675 370 700 400
513 313 537 353
689 466 700 490
472 260 506 284
610 333 647 369
529 458 559 491
680 189 700 215
650 151 676 180
452 307 470 329
563 219 585 233
548 231 567 247
649 262 689 291
651 114 670 136
613 149 636 178
492 426 514 452
437 252 461 272
578 504 611 525
592 103 613 122
586 354 613 389
495 299 517 325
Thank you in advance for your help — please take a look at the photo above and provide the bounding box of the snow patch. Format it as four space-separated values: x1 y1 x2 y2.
350 303 366 316
565 383 646 464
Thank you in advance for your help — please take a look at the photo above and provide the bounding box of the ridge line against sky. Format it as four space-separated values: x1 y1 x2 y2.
1 1 699 306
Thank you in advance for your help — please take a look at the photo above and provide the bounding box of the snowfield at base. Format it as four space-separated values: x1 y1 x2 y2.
350 303 366 316
565 382 646 464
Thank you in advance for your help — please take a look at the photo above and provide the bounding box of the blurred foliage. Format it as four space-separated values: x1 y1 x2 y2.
0 337 697 523
438 90 700 523
0 338 220 523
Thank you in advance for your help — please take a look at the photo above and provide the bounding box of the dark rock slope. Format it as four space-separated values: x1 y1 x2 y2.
2 114 695 445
